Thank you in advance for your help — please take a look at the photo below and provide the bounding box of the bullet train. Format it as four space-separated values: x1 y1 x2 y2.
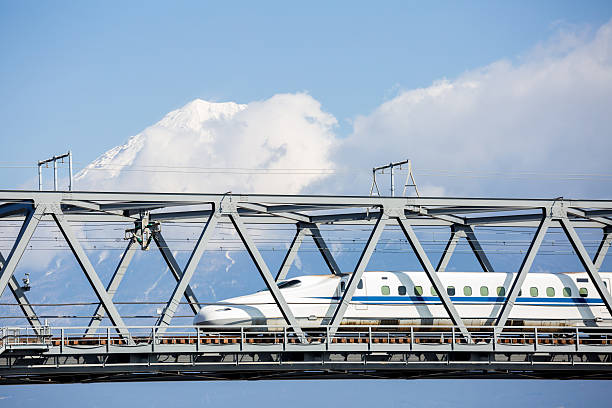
194 271 612 328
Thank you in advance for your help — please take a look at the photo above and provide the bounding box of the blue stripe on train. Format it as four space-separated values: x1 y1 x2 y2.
313 296 605 305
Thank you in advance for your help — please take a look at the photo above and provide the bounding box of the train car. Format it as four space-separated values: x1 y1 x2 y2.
193 271 612 328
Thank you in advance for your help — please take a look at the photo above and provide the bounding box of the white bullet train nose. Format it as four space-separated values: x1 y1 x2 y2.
193 305 253 326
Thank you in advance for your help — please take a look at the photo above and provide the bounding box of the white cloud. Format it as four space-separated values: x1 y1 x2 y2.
334 19 612 198
76 93 337 194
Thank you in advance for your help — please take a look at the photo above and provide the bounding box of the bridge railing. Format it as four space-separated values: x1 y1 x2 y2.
3 324 612 352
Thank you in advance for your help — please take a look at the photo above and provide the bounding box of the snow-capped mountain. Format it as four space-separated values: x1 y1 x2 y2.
76 94 337 194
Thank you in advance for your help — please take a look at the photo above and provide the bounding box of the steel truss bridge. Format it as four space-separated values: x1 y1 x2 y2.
0 190 611 383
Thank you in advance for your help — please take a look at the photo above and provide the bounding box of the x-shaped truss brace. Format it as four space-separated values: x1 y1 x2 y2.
275 222 341 281
326 206 472 342
494 206 612 332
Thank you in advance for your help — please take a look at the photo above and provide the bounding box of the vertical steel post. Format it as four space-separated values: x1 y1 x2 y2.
68 151 73 191
390 164 395 197
37 165 42 191
53 159 57 191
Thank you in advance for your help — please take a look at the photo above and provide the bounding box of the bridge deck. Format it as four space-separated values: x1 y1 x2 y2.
1 325 612 383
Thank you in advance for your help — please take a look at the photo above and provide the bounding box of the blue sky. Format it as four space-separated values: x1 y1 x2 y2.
2 1 612 405
1 1 612 192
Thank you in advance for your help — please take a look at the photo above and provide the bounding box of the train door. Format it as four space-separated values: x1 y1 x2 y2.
355 278 368 310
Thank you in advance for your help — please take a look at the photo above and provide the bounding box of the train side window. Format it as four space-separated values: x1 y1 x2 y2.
398 286 406 296
381 285 390 296
463 286 472 296
480 286 489 296
563 287 572 297
530 287 538 297
414 286 423 296
357 279 363 290
546 287 555 297
579 287 588 297
431 287 438 296
340 281 346 292
497 286 506 296
447 286 455 296
519 289 522 296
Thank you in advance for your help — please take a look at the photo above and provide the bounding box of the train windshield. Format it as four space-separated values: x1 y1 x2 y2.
257 279 302 292
278 279 301 289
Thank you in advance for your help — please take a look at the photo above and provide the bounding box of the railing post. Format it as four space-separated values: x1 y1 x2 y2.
196 327 199 352
240 326 244 351
534 327 538 352
283 326 287 350
60 328 64 354
576 327 580 352
452 326 455 350
152 327 156 353
368 326 372 350
106 327 110 353
326 326 330 349
410 326 414 351
492 327 496 351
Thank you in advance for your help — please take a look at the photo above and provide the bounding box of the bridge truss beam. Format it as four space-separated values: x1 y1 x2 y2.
0 190 611 340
